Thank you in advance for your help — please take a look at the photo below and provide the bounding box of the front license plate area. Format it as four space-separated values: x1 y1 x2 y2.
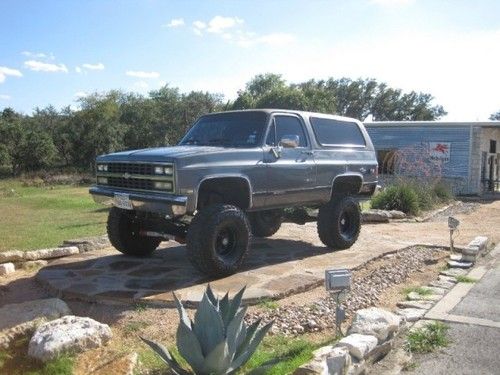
114 193 133 210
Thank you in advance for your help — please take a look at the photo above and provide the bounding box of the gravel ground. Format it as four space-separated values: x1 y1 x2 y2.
246 246 448 336
428 201 480 221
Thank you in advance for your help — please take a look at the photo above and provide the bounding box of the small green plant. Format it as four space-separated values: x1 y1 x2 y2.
406 321 450 353
432 183 453 202
257 298 279 310
134 302 148 312
455 275 477 283
371 184 419 215
403 286 433 298
402 360 419 371
141 285 273 375
124 320 149 333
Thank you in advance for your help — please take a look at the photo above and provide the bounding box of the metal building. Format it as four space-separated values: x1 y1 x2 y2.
364 121 500 196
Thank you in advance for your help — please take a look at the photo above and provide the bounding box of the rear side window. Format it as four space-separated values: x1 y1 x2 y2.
310 117 366 147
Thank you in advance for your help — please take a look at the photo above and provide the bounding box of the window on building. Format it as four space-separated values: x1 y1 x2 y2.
310 117 366 147
377 149 398 174
490 140 497 153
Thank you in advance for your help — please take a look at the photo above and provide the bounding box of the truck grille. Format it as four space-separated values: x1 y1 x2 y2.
96 162 174 193
107 176 154 191
108 163 154 176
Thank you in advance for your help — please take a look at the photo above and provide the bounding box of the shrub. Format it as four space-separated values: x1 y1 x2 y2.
432 182 453 202
371 184 419 215
142 285 273 375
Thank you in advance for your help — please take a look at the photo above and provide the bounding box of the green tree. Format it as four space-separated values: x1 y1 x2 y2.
489 110 500 120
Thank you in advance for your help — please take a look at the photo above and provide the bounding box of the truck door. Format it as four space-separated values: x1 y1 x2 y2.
263 114 316 206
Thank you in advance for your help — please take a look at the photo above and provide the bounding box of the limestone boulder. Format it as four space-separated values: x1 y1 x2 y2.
23 246 79 261
0 262 15 276
0 250 24 263
397 308 425 322
28 315 112 362
348 307 401 342
337 334 378 360
361 210 391 223
0 298 71 349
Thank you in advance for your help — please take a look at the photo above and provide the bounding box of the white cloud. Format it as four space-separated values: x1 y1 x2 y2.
81 62 105 70
164 18 185 28
74 91 87 98
126 70 160 79
0 66 23 83
24 60 68 73
207 16 243 34
21 51 55 59
75 66 82 74
193 21 206 29
0 94 11 100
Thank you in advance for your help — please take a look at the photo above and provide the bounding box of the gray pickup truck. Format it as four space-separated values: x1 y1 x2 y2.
90 109 378 276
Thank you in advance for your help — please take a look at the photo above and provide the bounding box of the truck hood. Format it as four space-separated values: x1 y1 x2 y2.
97 145 228 162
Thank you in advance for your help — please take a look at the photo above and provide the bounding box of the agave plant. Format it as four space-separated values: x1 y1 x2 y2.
141 285 273 375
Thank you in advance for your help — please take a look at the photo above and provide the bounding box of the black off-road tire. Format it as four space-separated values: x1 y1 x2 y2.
317 196 361 249
107 207 161 257
249 209 283 237
186 204 250 276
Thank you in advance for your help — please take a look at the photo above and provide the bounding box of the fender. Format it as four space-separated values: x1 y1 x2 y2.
194 174 253 210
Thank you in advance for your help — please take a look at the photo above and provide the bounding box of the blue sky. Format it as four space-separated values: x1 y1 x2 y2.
0 0 499 120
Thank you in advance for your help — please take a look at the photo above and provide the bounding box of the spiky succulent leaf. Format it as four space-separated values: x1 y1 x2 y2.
201 340 231 375
193 293 225 356
219 292 230 326
226 306 247 359
174 292 191 329
235 318 261 359
176 319 205 372
205 284 219 308
224 287 245 327
140 336 188 375
229 321 273 371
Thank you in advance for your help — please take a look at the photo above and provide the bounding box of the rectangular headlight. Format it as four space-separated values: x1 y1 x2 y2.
97 164 108 171
154 166 173 175
153 181 173 190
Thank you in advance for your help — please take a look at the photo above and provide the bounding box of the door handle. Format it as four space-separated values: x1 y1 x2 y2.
301 150 314 156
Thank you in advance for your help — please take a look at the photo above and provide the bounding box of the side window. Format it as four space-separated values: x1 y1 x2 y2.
310 117 366 147
275 116 308 147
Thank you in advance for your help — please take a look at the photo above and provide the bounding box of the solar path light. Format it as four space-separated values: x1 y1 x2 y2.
448 216 460 254
325 268 352 336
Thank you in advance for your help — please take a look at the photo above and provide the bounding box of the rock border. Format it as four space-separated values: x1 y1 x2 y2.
294 235 489 374
0 235 110 275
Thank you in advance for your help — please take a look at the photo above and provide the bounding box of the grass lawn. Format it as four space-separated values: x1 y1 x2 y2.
0 179 107 251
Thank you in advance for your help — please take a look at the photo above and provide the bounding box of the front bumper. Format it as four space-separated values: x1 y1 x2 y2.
89 186 188 217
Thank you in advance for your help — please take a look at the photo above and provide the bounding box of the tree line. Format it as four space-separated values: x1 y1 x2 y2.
0 73 449 175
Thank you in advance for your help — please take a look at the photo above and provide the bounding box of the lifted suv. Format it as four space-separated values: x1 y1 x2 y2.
90 110 378 276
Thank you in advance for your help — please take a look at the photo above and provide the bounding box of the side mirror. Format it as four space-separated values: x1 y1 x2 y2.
280 135 300 148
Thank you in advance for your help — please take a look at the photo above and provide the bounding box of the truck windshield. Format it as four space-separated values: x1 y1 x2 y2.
179 111 268 148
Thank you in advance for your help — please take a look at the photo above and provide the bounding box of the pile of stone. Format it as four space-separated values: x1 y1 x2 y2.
294 307 402 375
246 246 446 335
447 236 488 268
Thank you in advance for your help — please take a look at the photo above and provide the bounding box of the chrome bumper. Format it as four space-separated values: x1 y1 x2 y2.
89 186 188 217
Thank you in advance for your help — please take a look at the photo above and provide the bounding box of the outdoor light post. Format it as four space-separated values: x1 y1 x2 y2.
448 216 460 254
325 269 352 336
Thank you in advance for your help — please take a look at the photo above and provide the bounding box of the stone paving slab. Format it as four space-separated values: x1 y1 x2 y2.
36 228 404 306
35 204 499 307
